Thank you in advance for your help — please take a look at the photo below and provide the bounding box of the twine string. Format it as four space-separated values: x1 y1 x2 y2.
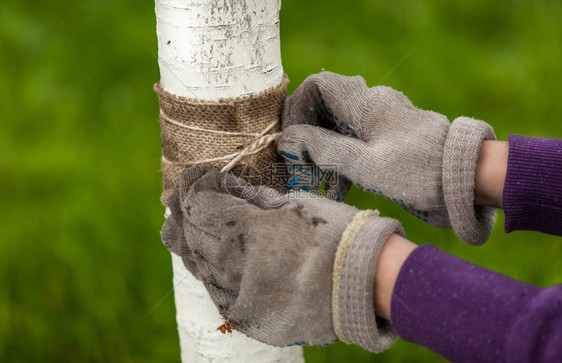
160 110 281 173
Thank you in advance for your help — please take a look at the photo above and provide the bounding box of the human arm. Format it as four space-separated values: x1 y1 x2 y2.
388 243 562 363
371 137 562 361
373 233 562 362
163 165 562 362
474 135 562 236
279 72 562 240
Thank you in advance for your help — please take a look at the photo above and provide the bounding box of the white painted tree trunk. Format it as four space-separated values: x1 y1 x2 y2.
155 0 304 361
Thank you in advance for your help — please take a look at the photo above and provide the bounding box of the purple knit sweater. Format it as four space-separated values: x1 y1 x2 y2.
391 135 562 362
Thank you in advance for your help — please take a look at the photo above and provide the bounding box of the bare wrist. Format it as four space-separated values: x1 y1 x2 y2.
374 234 417 320
474 140 508 209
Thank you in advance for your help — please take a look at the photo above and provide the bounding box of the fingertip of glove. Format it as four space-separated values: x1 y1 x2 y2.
161 216 183 256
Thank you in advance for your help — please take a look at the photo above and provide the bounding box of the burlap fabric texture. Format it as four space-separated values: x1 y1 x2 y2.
154 75 289 205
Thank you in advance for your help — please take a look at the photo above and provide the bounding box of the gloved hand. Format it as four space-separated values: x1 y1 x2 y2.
278 72 496 245
161 165 404 352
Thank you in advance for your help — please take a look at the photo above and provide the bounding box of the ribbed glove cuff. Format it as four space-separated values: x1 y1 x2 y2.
443 117 496 245
332 211 404 352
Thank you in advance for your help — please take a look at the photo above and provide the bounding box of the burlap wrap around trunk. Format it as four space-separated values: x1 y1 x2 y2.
155 75 289 205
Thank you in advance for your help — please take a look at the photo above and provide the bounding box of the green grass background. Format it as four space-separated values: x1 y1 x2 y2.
2 0 561 361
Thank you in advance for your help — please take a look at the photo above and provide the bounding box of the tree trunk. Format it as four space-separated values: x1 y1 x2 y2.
155 0 304 361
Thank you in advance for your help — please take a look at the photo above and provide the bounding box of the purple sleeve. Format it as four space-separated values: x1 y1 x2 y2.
503 134 562 236
391 244 562 363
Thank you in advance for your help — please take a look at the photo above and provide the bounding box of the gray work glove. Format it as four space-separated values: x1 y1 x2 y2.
161 165 404 352
278 72 496 245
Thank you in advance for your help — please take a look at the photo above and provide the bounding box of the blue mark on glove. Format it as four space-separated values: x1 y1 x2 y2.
279 150 299 161
286 175 301 191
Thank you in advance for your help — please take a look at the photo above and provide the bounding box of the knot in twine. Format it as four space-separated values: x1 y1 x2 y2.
160 112 281 174
155 75 288 204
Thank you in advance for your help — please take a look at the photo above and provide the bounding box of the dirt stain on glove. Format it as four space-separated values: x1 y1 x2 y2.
312 217 327 227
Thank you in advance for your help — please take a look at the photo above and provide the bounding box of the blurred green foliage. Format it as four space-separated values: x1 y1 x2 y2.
1 0 561 362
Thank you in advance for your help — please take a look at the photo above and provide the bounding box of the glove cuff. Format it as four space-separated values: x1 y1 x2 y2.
332 210 404 352
443 117 496 245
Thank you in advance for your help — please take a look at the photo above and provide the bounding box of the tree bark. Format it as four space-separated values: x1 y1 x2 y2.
155 0 304 361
